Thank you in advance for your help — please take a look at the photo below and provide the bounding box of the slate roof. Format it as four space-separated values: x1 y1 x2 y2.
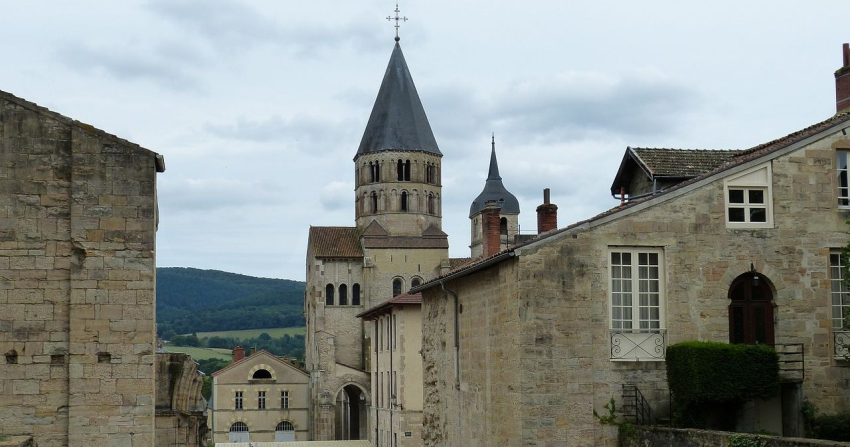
356 292 422 319
356 42 441 157
308 227 363 259
417 111 850 291
469 140 520 217
631 147 743 177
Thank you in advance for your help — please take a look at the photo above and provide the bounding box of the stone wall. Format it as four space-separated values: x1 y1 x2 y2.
623 426 850 447
0 91 162 447
421 127 850 446
154 353 207 447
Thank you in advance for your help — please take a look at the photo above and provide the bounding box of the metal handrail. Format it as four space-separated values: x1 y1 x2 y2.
621 383 655 426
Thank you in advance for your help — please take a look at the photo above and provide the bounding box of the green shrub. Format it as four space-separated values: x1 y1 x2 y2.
667 341 779 428
803 400 850 441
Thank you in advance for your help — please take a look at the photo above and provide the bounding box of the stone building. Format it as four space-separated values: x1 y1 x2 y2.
210 347 310 443
155 352 208 447
412 45 850 446
305 36 469 444
357 292 425 447
0 90 164 447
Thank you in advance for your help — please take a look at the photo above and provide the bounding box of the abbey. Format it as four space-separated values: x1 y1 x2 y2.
305 37 451 442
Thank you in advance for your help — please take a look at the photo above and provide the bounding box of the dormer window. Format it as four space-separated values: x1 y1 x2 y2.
724 163 773 229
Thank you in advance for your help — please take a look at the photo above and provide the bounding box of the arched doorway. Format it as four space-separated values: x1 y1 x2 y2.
275 421 295 442
728 272 774 345
335 384 368 440
229 422 249 443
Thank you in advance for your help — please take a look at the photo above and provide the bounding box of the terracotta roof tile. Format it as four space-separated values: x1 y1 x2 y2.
309 227 363 259
449 257 473 269
356 292 422 319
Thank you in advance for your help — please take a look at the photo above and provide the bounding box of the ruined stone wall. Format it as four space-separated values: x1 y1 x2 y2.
422 132 850 447
0 92 161 447
624 426 850 447
154 353 207 447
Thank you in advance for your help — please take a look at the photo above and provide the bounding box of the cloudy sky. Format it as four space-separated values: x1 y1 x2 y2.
2 1 849 280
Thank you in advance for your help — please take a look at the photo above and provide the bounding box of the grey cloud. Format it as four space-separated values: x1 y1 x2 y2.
57 42 204 92
203 115 360 154
158 177 287 213
320 181 354 212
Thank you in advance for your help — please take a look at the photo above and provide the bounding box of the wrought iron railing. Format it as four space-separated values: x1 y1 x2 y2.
776 343 804 382
621 384 655 426
835 331 850 360
610 330 666 361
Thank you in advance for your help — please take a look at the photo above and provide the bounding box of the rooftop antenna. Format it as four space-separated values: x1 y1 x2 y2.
387 2 408 42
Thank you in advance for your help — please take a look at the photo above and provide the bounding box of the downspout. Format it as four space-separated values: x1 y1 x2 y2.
389 312 394 447
439 280 459 385
374 319 379 447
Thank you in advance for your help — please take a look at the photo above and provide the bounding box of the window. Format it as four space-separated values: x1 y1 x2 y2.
724 164 773 228
252 369 272 379
339 284 348 305
397 160 404 181
235 391 243 410
258 391 266 409
281 391 290 409
500 217 508 235
379 373 383 407
229 422 249 443
427 193 435 215
411 277 421 288
393 314 397 350
401 191 408 212
325 284 335 306
830 252 850 329
352 283 361 305
609 248 666 361
392 278 403 297
371 192 378 214
839 151 850 207
275 421 295 442
370 161 380 183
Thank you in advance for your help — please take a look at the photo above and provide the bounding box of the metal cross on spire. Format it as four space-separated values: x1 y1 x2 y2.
386 2 408 42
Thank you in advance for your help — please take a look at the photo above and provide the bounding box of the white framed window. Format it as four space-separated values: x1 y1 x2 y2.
235 391 243 410
609 247 666 361
724 163 773 228
258 391 266 409
830 252 850 330
838 150 850 207
281 390 290 409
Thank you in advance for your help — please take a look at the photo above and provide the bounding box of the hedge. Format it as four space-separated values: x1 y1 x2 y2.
667 341 779 427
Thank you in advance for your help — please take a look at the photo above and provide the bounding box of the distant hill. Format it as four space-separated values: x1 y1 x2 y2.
156 267 305 337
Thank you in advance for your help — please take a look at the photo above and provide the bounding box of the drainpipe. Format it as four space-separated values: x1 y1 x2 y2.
374 320 379 447
389 311 394 446
439 280 460 385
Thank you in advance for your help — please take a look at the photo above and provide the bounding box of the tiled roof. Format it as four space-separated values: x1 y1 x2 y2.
361 220 389 236
362 236 448 249
419 111 850 290
356 292 422 319
631 147 743 177
209 350 307 377
309 227 363 259
449 257 473 269
422 224 448 237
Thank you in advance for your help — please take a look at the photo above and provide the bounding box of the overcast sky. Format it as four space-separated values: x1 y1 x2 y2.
2 1 849 280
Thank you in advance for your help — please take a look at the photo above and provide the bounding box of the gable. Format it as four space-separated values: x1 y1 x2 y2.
213 351 308 384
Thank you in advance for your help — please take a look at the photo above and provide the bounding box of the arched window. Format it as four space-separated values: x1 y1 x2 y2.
397 160 404 181
229 422 249 443
411 277 421 288
404 160 411 181
401 191 408 212
352 283 361 305
325 284 335 306
500 217 508 235
252 369 272 379
275 421 295 442
371 192 378 214
428 193 435 215
339 284 348 305
392 278 403 297
425 164 432 183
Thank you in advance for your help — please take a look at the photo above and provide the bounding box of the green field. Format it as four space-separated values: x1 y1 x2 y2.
189 327 306 339
164 346 233 361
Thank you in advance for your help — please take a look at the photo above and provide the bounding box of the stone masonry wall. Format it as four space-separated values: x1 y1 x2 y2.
422 130 850 447
624 426 850 447
0 92 160 447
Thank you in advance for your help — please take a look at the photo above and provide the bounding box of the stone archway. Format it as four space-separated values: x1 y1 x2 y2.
335 383 369 440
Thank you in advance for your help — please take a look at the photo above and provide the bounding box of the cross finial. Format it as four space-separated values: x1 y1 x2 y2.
386 2 408 41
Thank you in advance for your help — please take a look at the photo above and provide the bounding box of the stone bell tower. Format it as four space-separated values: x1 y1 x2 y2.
469 136 520 257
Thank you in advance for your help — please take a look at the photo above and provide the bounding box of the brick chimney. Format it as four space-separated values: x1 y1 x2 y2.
233 346 245 362
482 200 502 257
837 43 850 113
536 188 558 234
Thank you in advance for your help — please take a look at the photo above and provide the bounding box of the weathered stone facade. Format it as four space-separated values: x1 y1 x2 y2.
154 353 207 447
419 114 850 446
0 90 164 447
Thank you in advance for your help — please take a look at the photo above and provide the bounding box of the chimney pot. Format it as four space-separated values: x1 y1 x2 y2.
837 43 850 113
844 43 850 67
482 201 502 258
536 189 558 234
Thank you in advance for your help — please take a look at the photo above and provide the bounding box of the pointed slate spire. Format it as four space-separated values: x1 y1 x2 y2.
469 136 520 218
356 42 441 157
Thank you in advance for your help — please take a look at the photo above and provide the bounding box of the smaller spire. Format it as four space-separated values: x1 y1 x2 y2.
386 2 408 42
488 133 501 180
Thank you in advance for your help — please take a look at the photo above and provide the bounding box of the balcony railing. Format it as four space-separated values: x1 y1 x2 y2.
835 331 850 360
610 330 666 361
